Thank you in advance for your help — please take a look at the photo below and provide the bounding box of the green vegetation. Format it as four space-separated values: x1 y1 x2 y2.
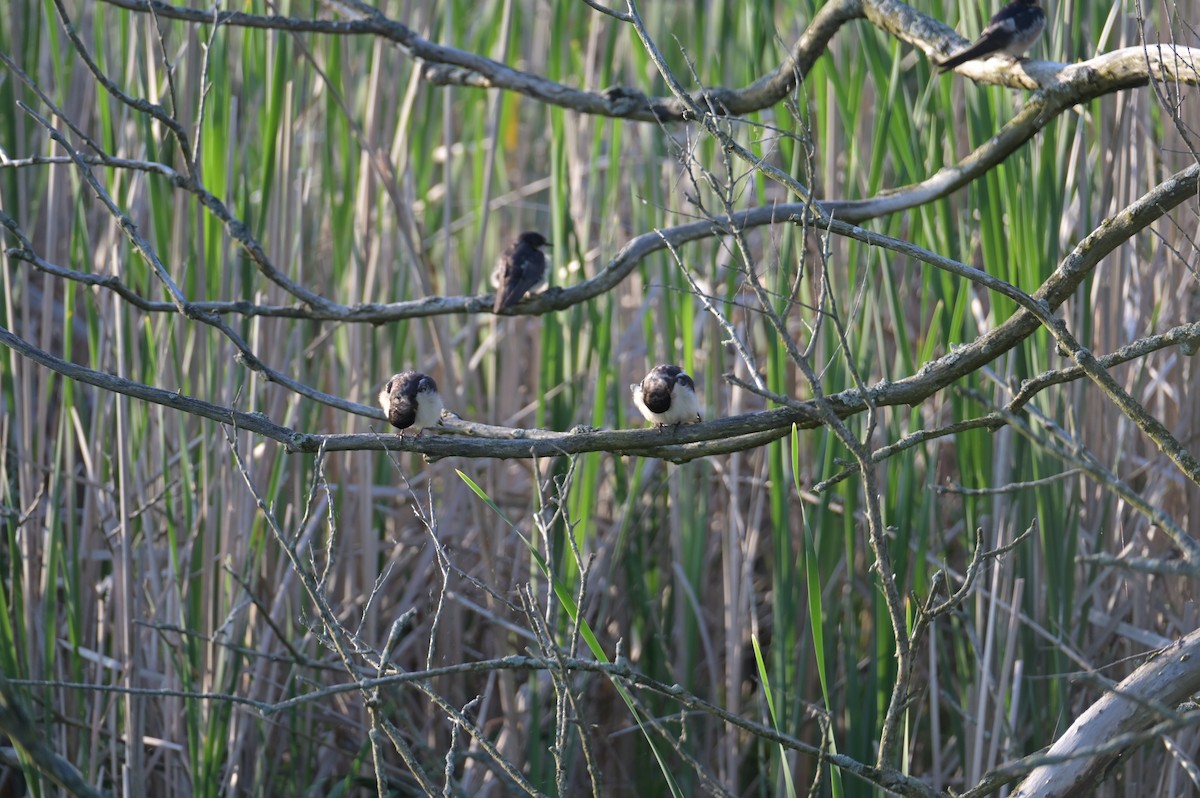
1 0 1197 795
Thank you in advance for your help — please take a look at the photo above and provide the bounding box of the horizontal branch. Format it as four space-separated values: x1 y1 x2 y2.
0 319 819 459
0 670 110 798
4 165 1195 462
10 653 938 797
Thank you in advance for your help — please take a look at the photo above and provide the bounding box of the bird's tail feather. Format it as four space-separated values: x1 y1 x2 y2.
937 41 993 72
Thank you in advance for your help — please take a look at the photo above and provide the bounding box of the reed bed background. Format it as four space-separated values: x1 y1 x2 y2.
1 0 1199 795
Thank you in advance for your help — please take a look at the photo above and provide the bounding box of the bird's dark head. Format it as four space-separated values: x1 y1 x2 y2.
383 371 438 400
650 364 688 385
518 231 551 250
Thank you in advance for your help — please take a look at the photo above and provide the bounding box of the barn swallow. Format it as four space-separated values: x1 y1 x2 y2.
937 0 1045 72
378 371 444 435
493 231 552 313
630 365 702 428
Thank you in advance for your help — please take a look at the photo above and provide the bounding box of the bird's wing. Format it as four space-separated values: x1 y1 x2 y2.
493 253 522 311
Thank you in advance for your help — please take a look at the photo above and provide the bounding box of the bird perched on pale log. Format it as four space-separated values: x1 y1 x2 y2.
937 0 1045 72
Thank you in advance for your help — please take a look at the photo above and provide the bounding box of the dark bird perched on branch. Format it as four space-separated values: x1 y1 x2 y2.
631 365 702 428
937 0 1045 72
378 371 444 435
493 231 552 313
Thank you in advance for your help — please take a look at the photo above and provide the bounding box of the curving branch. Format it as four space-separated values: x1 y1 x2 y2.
0 48 332 311
812 317 1200 493
96 0 864 122
97 0 1200 125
